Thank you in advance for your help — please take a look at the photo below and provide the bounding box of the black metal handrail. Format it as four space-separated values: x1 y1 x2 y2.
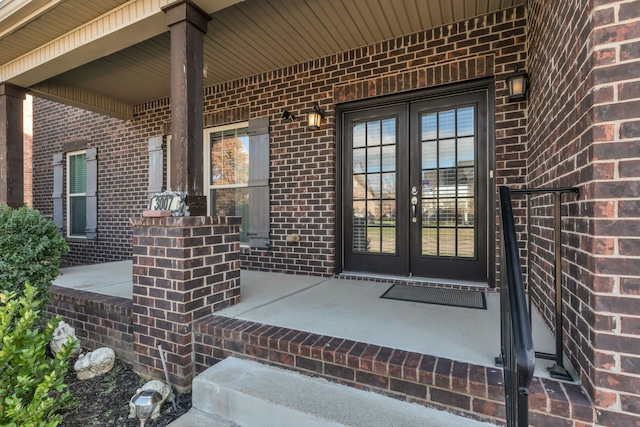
510 186 579 380
499 186 536 427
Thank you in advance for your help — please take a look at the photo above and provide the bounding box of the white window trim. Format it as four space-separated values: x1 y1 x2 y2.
203 122 249 216
66 150 87 239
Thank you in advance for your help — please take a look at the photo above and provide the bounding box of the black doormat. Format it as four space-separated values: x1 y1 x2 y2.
381 284 487 310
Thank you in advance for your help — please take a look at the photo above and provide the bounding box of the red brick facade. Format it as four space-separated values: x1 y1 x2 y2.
528 0 640 426
32 2 640 425
131 215 241 388
33 6 527 276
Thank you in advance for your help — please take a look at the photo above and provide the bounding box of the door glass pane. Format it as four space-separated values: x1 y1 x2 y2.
422 113 437 140
353 123 366 148
422 227 437 255
439 139 456 168
367 121 381 146
353 148 366 174
439 228 456 256
353 174 367 199
458 228 475 257
367 174 381 199
457 107 475 136
351 117 397 255
439 110 456 139
382 119 396 145
420 106 476 258
367 147 381 172
422 140 437 170
381 172 396 199
381 145 395 172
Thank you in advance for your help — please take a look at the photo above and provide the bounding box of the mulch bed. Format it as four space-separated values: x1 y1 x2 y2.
58 357 191 427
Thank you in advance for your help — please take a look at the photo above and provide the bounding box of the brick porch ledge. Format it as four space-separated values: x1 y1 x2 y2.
194 315 595 427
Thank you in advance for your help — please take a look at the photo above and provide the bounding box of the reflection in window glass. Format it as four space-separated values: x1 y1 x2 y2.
458 137 474 166
352 117 397 255
367 174 381 199
381 172 396 199
422 113 437 140
209 126 250 242
367 121 381 146
353 123 366 148
210 188 249 241
457 107 475 136
439 110 455 139
439 139 456 168
381 145 395 172
367 147 381 173
420 106 476 258
210 128 249 186
422 141 437 170
382 119 396 145
353 148 366 174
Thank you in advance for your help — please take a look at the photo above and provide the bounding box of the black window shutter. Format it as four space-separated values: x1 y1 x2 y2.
247 117 270 249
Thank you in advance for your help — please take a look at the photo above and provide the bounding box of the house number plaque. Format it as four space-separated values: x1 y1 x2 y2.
148 191 189 216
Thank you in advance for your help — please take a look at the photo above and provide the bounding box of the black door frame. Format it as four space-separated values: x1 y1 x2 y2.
335 79 496 286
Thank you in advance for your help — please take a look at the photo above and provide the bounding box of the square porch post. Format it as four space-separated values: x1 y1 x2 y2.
0 83 26 208
162 0 211 216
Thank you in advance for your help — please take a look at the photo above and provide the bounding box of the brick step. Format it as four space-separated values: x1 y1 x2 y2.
194 315 595 427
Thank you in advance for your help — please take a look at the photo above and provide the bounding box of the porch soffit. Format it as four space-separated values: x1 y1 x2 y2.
0 0 524 119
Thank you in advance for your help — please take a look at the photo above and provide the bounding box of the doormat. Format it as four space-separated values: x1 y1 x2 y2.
381 284 487 310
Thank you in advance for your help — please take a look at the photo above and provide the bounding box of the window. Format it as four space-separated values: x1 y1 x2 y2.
205 124 250 242
67 151 87 237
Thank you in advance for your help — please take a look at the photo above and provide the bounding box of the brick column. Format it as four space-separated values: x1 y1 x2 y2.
131 216 241 389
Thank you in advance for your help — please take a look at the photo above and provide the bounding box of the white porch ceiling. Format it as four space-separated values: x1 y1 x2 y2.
0 0 525 118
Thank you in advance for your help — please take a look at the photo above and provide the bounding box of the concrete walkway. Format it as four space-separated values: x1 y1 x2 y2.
54 261 558 372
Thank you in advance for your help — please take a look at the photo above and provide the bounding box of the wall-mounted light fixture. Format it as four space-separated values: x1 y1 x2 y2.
307 102 325 131
282 110 295 122
506 67 528 102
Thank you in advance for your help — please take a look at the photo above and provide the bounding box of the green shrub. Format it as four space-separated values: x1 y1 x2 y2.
0 283 75 427
0 205 68 299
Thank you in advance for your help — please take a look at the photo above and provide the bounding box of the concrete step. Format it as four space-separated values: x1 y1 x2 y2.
168 357 498 427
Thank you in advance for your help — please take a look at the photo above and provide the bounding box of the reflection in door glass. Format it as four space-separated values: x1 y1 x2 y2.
420 106 476 258
352 118 397 254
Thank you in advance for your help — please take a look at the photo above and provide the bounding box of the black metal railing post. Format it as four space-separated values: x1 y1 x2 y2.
499 186 536 427
510 187 579 381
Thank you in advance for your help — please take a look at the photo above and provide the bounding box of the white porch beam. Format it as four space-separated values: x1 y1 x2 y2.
0 0 242 89
30 81 134 120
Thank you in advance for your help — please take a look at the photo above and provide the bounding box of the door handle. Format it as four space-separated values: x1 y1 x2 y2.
411 195 418 223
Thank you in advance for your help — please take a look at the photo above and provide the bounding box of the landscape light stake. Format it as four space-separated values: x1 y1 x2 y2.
158 344 178 411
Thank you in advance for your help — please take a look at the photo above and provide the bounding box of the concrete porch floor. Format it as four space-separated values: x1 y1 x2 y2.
54 260 558 375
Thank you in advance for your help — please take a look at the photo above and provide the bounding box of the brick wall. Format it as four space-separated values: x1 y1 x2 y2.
33 6 527 278
47 286 134 362
528 0 640 425
32 100 160 264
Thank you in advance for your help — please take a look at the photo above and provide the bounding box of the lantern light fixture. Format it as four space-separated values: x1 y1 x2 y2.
307 102 325 131
506 67 528 102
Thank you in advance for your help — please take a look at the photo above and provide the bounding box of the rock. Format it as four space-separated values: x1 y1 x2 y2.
73 347 116 380
128 380 170 420
50 320 81 356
